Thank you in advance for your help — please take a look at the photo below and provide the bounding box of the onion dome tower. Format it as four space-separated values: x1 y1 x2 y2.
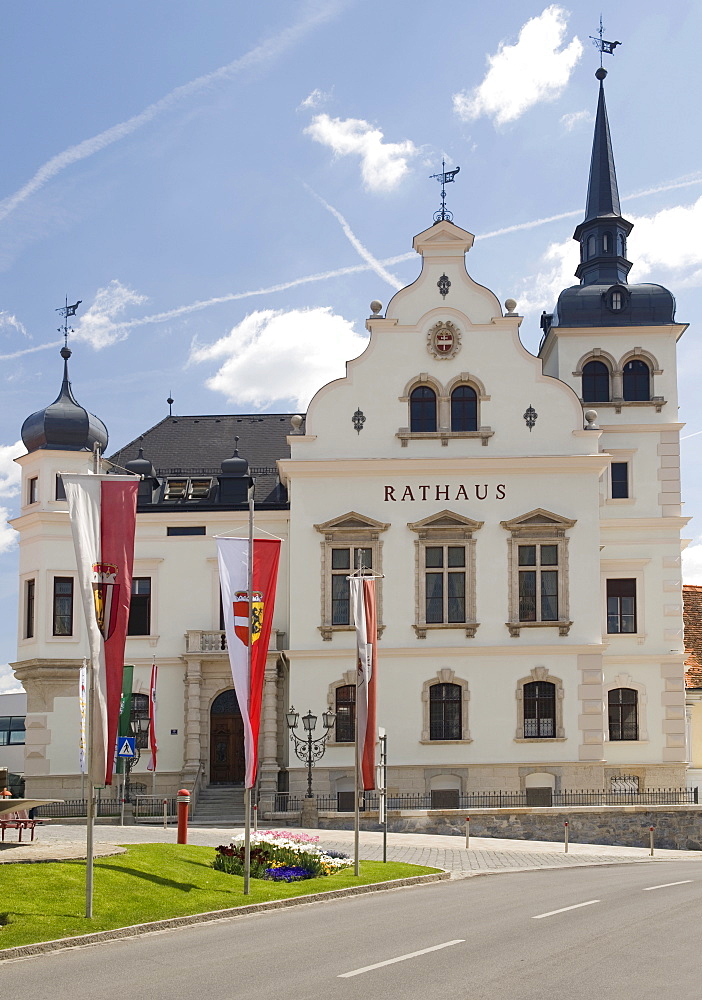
549 67 675 328
21 344 109 454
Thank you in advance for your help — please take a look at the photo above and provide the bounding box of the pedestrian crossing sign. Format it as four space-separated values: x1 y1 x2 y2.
117 736 136 758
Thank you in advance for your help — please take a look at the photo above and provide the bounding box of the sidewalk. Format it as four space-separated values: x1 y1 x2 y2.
1 822 700 873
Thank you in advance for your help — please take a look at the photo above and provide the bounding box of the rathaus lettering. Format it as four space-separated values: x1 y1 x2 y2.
384 484 507 502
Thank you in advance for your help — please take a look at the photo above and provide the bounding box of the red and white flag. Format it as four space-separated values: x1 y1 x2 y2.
217 537 281 789
63 474 138 787
147 660 158 772
351 576 377 790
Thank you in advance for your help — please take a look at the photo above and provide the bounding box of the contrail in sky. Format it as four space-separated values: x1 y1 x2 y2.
0 1 342 225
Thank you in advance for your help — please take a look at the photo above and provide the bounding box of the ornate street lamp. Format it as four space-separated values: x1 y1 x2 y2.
124 713 150 805
286 705 336 799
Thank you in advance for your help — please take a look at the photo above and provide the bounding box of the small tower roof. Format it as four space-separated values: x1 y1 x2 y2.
21 346 109 454
583 68 621 223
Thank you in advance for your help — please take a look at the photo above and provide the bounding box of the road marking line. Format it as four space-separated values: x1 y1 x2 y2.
642 880 694 891
338 939 465 978
532 900 600 919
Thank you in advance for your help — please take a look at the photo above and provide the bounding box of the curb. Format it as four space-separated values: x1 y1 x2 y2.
0 870 449 962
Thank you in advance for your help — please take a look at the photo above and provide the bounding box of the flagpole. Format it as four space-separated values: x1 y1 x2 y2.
85 658 96 918
354 700 360 877
243 480 254 896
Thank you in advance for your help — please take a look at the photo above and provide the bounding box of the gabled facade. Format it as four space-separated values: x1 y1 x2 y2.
8 70 691 804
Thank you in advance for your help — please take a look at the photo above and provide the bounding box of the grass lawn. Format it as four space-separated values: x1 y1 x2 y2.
0 844 440 951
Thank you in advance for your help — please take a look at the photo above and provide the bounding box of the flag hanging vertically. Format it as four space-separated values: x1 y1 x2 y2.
351 576 377 790
147 660 158 772
217 537 281 789
63 474 138 786
79 660 87 774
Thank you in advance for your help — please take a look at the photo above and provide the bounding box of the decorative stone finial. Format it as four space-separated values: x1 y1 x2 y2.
505 298 517 315
584 409 599 429
290 414 303 432
369 300 383 316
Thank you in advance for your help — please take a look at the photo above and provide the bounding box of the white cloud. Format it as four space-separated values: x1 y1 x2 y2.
518 194 702 315
0 312 29 338
0 508 17 554
191 307 368 409
0 440 24 498
299 88 331 110
73 280 147 349
0 663 22 695
304 114 419 192
683 541 702 584
0 3 343 225
453 5 582 125
560 109 593 131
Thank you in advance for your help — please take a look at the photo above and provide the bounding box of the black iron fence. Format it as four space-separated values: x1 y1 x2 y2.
34 798 122 818
269 786 698 813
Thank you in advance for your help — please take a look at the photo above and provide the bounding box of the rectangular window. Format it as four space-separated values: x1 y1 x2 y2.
55 474 66 501
518 545 558 622
127 577 151 635
0 717 26 746
167 526 206 536
28 477 38 505
425 545 466 623
607 579 637 633
331 547 372 625
53 577 74 636
25 578 35 639
611 462 629 499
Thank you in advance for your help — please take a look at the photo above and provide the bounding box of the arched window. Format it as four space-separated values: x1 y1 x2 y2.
450 385 477 432
587 235 596 259
618 233 627 257
582 360 610 402
623 359 651 401
608 688 638 740
603 232 612 253
523 681 555 738
429 683 462 740
335 685 355 743
410 386 437 432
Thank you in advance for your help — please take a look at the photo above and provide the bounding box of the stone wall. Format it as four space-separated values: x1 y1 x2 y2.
312 805 702 851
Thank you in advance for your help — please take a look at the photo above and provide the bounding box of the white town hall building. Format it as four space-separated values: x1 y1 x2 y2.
9 70 691 810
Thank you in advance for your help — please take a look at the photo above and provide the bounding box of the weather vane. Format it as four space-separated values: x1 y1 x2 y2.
590 15 620 67
430 159 460 223
56 296 82 348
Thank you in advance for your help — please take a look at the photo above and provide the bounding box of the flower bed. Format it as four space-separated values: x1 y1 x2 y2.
213 830 351 881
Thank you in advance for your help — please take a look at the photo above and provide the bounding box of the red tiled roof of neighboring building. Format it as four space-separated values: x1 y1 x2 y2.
683 584 702 688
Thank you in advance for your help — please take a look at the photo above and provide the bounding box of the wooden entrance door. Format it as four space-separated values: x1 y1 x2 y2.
210 690 245 784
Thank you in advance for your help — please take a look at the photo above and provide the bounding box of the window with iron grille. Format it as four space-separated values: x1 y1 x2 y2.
331 547 372 625
518 545 558 622
131 693 150 749
127 577 151 635
582 360 610 402
335 685 355 743
608 688 638 740
429 683 462 740
425 545 466 623
53 577 74 636
523 681 556 738
410 386 437 432
607 578 636 633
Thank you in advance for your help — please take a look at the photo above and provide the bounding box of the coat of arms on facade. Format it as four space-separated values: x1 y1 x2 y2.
92 562 119 640
233 590 263 646
427 320 461 359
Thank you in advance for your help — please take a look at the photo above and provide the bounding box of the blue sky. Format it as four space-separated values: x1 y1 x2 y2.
2 1 702 689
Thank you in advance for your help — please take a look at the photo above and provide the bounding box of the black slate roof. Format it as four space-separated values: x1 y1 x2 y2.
552 282 676 328
109 413 304 508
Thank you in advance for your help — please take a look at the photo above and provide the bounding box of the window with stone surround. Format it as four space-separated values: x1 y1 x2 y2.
421 669 471 743
326 670 357 745
606 578 637 634
608 688 638 741
52 576 74 636
408 511 482 638
515 667 565 741
397 373 493 446
315 513 388 640
501 510 575 637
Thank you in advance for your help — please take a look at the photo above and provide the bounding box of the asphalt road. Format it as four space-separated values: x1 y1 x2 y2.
3 860 701 999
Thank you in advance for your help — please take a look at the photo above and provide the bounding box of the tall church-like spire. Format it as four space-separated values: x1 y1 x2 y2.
573 67 632 286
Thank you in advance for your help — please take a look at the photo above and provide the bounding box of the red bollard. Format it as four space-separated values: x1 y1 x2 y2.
177 789 190 844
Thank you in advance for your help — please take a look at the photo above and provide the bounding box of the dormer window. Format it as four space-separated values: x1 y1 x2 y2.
164 476 213 500
604 285 629 314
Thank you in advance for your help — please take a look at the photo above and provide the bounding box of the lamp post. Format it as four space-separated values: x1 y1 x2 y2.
124 714 150 805
286 706 336 800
